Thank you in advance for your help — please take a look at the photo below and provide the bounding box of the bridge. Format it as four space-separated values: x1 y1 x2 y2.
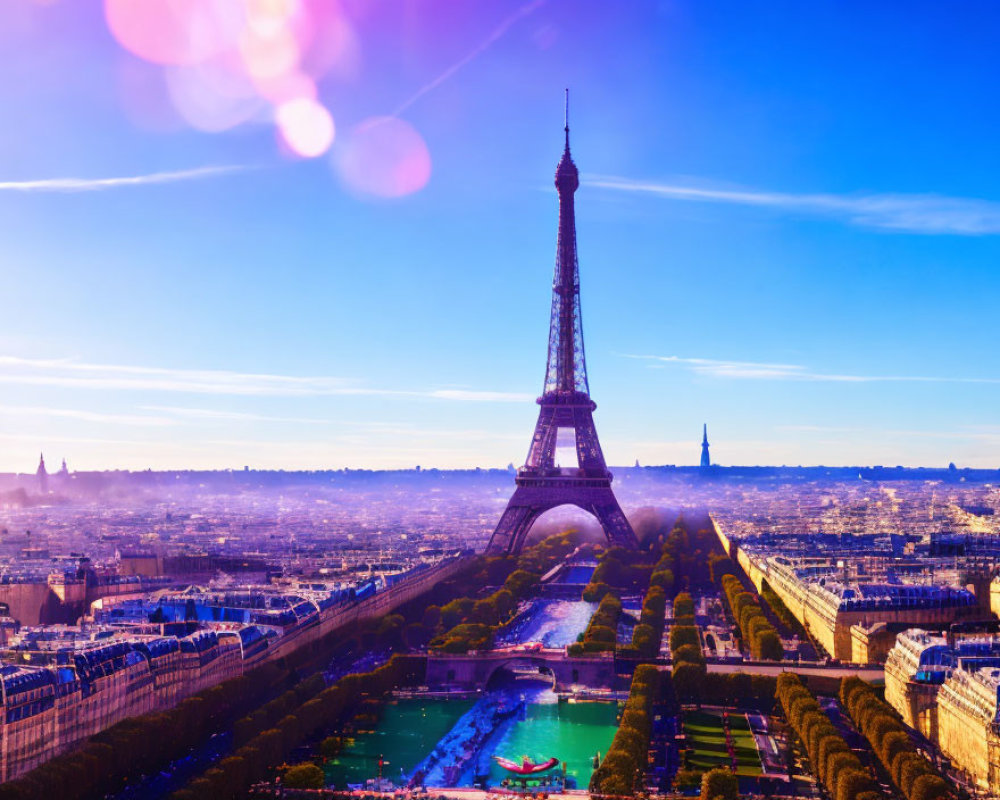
424 648 885 693
424 647 617 691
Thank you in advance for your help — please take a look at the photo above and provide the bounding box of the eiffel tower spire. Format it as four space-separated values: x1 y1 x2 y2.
545 88 588 396
486 94 637 556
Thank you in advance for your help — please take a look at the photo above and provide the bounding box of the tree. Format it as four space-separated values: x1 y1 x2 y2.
673 644 702 665
756 629 784 660
673 592 695 618
672 661 706 702
375 614 405 649
319 736 343 758
910 774 949 800
632 623 659 657
283 763 324 789
650 568 674 593
440 597 474 628
669 625 699 652
835 768 874 800
700 767 738 800
421 605 441 629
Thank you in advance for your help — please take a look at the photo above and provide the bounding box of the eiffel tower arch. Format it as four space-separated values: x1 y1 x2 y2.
485 93 638 557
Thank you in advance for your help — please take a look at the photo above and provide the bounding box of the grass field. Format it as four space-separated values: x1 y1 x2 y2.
682 710 763 777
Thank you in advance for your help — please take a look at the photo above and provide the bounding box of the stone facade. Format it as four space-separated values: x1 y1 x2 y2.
884 629 1000 793
937 667 1000 791
0 556 470 781
715 520 980 664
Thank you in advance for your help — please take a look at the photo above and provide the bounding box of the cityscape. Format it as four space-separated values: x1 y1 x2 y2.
3 3 1000 800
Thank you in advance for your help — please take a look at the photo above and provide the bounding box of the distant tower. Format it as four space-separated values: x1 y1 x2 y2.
58 458 69 477
36 453 48 494
700 425 711 469
485 92 638 556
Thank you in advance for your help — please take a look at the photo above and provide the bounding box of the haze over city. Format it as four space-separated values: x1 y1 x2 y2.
4 1 1000 471
5 4 1000 800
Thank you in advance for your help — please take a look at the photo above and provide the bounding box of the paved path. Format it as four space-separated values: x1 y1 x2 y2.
706 662 884 681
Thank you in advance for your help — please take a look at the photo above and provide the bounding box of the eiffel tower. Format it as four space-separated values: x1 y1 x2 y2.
485 93 638 556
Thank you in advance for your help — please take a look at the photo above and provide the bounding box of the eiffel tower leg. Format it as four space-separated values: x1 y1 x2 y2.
485 497 540 556
591 497 639 549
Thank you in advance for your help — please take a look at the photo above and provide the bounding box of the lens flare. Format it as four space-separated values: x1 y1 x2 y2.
298 4 360 82
276 98 335 158
104 0 359 157
239 25 299 81
104 0 245 66
253 70 317 105
166 59 264 133
245 0 300 38
334 117 432 198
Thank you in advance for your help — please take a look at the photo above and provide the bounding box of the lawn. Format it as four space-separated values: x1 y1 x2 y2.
682 710 763 777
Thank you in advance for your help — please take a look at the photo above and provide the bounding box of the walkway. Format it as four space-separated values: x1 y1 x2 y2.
705 662 884 682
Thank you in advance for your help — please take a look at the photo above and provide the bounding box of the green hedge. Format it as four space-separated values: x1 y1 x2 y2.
431 532 581 652
171 656 418 800
777 673 877 800
569 593 623 655
840 677 948 800
629 573 668 658
590 665 660 795
721 574 783 660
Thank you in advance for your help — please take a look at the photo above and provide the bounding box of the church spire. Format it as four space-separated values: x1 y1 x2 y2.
36 453 48 493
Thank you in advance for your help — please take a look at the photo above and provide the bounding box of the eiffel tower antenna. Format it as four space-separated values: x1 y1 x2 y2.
485 94 638 556
564 88 570 149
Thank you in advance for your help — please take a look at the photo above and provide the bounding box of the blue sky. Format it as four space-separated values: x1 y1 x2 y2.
2 0 1000 470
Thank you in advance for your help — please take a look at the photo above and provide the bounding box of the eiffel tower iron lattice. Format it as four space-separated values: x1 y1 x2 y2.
485 94 639 556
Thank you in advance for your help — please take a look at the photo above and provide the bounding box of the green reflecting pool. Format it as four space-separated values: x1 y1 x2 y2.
326 689 620 790
325 698 475 787
478 694 619 789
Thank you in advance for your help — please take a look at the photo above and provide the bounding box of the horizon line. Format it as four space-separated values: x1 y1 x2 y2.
8 463 993 475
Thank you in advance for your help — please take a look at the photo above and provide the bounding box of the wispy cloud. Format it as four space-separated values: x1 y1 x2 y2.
624 354 1000 384
0 165 250 193
0 404 174 427
0 356 530 402
587 175 1000 235
779 424 1000 443
140 406 335 425
393 0 545 116
426 389 533 402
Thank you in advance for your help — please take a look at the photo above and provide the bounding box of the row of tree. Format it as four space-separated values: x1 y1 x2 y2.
582 511 725 605
582 544 654 602
839 677 950 800
0 657 297 800
760 578 807 636
430 532 583 652
707 551 737 586
669 600 706 704
568 592 623 655
171 655 418 800
630 583 667 658
776 673 880 800
234 672 327 747
651 512 723 593
590 664 660 795
721 574 783 660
